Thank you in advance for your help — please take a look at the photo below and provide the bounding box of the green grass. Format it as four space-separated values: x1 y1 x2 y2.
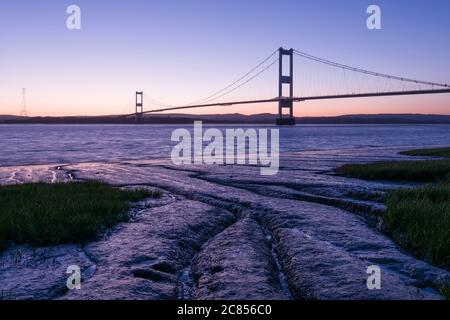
335 159 450 183
385 185 450 269
335 146 450 297
441 281 450 300
0 182 157 251
400 147 450 158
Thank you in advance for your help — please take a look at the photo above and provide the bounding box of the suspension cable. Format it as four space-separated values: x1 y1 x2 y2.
141 49 279 109
191 58 279 105
143 94 173 108
184 49 279 106
293 49 450 88
118 94 136 115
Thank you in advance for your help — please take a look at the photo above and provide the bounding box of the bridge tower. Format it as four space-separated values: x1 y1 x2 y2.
276 48 295 125
135 91 143 121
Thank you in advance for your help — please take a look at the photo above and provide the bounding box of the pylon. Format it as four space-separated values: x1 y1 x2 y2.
20 88 28 118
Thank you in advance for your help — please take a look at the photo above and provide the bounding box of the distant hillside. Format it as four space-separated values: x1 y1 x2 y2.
1 113 450 124
0 115 21 121
297 114 450 124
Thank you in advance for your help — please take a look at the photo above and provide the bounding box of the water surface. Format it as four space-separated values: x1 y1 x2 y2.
1 124 449 166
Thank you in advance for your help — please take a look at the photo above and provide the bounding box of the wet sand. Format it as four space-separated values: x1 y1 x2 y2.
0 147 448 300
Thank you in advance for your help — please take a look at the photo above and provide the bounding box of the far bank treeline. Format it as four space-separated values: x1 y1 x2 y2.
2 114 450 125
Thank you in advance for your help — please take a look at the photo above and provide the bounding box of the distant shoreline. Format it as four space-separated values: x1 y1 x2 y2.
2 113 450 125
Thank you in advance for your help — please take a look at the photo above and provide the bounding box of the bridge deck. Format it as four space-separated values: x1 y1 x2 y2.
133 88 450 116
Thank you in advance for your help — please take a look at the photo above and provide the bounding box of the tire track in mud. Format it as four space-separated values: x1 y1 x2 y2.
54 163 448 299
114 166 447 300
103 174 294 300
142 166 383 299
190 217 287 300
61 197 238 300
61 164 286 300
157 164 386 221
122 185 293 300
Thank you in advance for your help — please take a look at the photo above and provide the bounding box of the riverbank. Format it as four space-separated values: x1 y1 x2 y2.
0 182 156 252
336 147 450 297
1 156 448 300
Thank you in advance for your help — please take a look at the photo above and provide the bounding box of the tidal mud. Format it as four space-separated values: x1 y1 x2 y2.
0 146 449 300
191 217 286 300
64 198 235 300
0 245 94 300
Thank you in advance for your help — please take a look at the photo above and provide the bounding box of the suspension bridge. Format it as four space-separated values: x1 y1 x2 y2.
121 47 450 125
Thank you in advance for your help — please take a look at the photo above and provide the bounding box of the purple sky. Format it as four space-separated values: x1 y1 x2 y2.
0 0 449 116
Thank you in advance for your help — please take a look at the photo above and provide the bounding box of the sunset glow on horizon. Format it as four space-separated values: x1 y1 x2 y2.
1 0 449 117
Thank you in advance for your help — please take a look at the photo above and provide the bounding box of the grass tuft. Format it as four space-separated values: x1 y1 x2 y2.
440 281 450 300
335 146 450 273
0 182 154 251
385 185 450 269
441 281 450 300
400 147 450 158
335 159 450 183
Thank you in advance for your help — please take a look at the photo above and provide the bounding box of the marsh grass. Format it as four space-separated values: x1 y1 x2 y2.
441 281 450 300
385 185 450 269
335 146 450 296
400 147 450 158
335 159 450 183
0 182 155 251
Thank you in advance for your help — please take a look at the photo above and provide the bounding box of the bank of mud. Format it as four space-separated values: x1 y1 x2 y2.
0 147 449 299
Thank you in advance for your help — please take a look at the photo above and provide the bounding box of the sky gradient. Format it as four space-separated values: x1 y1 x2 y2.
0 0 449 117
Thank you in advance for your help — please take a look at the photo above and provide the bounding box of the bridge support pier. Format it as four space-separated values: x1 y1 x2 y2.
276 48 295 126
135 91 143 122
